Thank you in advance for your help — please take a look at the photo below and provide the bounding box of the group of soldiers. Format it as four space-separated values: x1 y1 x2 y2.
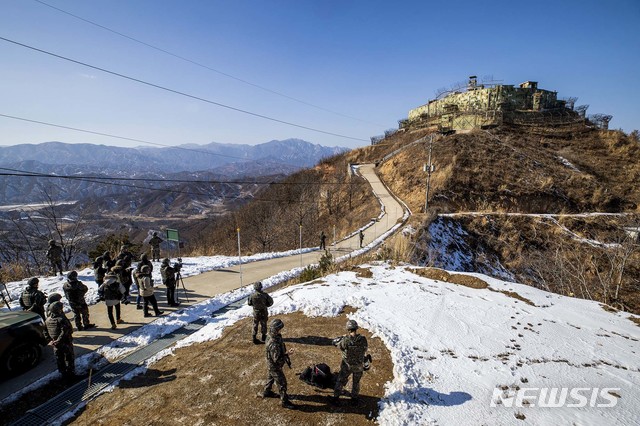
19 273 95 379
248 281 370 409
18 236 180 380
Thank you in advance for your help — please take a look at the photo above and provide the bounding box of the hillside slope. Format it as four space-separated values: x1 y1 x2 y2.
365 128 640 313
60 263 640 425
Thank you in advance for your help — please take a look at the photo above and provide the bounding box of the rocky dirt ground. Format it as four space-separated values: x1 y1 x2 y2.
69 309 393 425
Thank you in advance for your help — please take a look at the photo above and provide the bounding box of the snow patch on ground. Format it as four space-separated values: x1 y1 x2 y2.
65 262 640 426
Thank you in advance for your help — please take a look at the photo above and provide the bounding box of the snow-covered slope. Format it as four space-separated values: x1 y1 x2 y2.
4 260 639 425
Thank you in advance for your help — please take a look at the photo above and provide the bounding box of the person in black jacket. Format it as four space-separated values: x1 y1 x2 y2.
160 258 179 307
99 270 126 329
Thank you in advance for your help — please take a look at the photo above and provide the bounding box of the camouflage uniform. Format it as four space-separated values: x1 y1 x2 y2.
46 240 64 276
63 272 94 330
19 279 46 320
248 282 273 342
334 323 368 401
149 234 163 262
263 320 294 408
45 302 75 378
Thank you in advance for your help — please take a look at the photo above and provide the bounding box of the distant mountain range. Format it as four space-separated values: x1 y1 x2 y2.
0 139 347 174
0 139 348 206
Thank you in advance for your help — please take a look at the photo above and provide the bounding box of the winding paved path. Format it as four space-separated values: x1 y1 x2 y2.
0 164 406 401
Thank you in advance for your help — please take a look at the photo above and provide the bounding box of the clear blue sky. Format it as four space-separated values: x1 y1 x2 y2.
1 0 638 149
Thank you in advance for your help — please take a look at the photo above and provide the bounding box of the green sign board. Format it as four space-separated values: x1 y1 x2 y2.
166 229 180 242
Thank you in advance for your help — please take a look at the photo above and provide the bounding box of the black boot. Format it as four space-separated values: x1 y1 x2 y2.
252 335 261 345
281 396 295 409
259 389 278 398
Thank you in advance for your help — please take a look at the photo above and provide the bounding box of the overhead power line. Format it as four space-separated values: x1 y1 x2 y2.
0 169 327 204
0 167 355 186
0 36 368 142
34 0 384 128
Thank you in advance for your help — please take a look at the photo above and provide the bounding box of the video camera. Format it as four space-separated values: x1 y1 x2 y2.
174 258 183 272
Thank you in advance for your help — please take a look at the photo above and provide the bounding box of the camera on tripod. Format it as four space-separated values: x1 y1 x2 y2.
174 258 183 272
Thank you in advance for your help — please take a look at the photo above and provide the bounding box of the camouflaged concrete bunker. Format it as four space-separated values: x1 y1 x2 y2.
403 76 585 134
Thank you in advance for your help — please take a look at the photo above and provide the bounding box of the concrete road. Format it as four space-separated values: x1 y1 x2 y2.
0 163 405 401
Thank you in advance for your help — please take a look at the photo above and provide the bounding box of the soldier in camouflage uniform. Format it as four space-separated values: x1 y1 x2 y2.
149 232 163 262
19 277 46 320
44 301 76 379
260 319 295 409
332 319 368 405
46 293 63 318
247 281 273 344
63 271 95 331
46 239 64 276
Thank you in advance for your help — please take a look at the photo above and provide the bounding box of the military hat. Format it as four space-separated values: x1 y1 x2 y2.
270 318 284 332
49 301 64 313
346 319 359 331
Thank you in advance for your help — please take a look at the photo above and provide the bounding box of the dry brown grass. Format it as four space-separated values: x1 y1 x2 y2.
70 310 393 426
628 316 640 327
488 288 536 306
410 267 489 289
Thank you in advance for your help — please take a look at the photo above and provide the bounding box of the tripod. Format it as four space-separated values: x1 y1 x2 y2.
175 272 190 304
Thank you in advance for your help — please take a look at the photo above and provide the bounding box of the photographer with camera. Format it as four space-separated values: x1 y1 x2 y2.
160 258 181 307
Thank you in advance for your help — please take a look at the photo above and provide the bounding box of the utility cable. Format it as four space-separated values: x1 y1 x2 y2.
0 36 367 142
0 169 338 204
0 166 357 186
34 0 384 128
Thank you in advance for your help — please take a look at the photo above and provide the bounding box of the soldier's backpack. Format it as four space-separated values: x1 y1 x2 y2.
298 363 335 389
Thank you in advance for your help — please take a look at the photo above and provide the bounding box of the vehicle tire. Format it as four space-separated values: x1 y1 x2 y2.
1 341 42 376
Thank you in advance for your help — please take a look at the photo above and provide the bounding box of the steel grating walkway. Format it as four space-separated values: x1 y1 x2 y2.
11 299 247 426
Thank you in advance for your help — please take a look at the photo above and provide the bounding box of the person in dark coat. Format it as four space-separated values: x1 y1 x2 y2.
359 230 364 248
260 319 295 409
247 281 273 344
45 301 75 378
46 239 64 276
160 258 179 307
319 231 327 250
19 277 46 320
99 270 126 329
332 320 369 405
62 271 95 331
113 260 133 304
93 255 106 287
